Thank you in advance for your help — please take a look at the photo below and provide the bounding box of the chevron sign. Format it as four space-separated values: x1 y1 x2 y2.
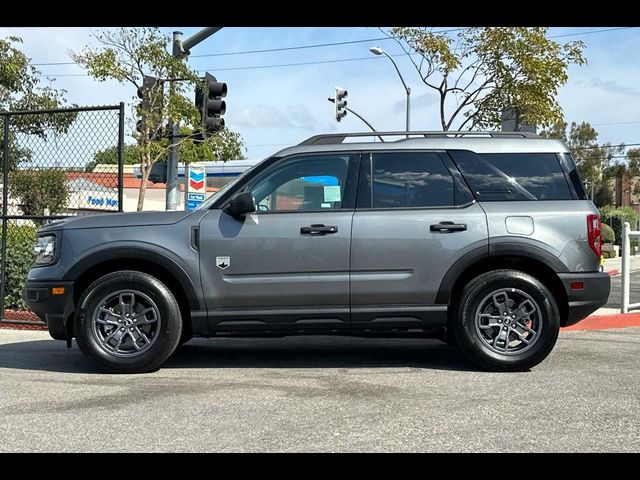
188 164 206 194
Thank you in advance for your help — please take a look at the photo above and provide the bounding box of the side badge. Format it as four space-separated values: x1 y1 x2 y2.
216 256 230 270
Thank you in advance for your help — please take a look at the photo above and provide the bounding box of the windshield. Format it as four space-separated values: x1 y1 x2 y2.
194 158 270 211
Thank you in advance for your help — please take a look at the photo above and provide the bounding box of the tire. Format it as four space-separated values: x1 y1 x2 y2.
452 269 560 372
74 271 182 373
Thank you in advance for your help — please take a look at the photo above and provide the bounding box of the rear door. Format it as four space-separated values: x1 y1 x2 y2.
350 150 489 328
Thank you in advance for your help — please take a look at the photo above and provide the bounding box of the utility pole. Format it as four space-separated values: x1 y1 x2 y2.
166 27 222 211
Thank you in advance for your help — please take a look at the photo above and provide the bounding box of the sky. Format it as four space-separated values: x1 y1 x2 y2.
1 26 639 161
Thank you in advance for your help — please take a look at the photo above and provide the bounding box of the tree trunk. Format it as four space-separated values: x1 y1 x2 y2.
137 162 150 212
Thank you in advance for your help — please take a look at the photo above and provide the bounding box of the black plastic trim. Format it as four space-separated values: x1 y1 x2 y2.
558 272 611 326
64 247 202 310
22 280 75 340
489 240 570 273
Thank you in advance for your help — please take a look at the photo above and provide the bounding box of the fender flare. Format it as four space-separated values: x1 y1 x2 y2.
435 240 568 305
64 245 202 310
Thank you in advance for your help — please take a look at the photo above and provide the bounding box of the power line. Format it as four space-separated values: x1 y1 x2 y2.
30 26 637 70
572 143 640 151
189 28 466 59
546 27 635 39
34 52 415 77
592 120 640 127
30 28 465 67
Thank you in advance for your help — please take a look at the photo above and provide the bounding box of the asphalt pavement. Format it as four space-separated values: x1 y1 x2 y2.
0 328 639 452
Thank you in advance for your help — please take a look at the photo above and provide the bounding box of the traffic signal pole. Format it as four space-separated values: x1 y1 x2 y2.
166 28 222 211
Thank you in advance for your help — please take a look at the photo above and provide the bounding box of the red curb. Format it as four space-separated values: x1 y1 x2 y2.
561 312 640 331
607 269 620 277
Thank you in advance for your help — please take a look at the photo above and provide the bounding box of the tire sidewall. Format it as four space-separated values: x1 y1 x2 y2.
455 271 560 370
75 271 182 373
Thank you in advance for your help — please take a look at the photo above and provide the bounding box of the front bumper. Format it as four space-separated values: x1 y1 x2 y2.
22 280 75 340
558 272 611 327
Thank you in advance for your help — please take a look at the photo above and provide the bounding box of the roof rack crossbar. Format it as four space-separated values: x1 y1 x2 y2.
298 130 539 146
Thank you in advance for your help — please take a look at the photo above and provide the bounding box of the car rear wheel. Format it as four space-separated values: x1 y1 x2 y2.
452 269 560 371
74 271 182 373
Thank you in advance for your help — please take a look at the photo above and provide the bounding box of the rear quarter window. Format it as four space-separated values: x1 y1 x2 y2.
449 150 573 201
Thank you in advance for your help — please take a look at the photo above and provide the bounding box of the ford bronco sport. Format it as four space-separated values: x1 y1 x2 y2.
23 131 611 373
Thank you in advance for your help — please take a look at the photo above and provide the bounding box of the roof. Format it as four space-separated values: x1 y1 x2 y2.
65 172 219 192
273 132 570 158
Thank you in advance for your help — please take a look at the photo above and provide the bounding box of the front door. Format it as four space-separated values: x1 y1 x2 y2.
199 152 360 331
350 151 489 328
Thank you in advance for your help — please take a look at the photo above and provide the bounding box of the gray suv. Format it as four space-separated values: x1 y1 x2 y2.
23 131 610 373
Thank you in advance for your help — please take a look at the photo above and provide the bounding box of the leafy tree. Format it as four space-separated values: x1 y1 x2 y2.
626 149 640 197
86 130 245 174
177 126 245 162
71 28 244 211
383 27 585 130
600 206 639 245
9 169 69 220
1 35 75 170
601 223 615 244
84 144 141 171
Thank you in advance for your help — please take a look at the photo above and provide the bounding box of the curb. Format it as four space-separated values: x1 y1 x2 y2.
607 269 620 277
561 312 640 331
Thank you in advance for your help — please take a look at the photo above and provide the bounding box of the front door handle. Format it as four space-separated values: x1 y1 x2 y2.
300 224 338 236
430 221 467 232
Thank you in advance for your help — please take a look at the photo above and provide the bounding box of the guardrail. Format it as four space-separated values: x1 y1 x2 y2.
621 221 640 313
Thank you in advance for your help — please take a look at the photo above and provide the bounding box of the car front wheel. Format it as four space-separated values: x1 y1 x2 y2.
74 271 182 373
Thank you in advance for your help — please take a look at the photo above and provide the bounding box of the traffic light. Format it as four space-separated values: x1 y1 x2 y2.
148 161 167 184
195 72 227 135
335 87 348 122
136 75 163 140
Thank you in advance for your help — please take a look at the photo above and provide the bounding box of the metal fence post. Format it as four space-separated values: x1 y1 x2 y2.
0 114 10 320
622 221 631 314
117 102 125 213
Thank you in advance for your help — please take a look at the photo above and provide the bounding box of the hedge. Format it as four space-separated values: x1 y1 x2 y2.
601 223 615 244
2 223 37 309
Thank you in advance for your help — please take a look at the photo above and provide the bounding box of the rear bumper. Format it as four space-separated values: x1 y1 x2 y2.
558 272 610 327
22 280 75 340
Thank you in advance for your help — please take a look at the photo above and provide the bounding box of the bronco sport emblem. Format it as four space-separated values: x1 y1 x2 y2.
216 256 230 270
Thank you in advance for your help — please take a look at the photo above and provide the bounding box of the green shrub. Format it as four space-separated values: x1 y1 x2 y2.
599 206 639 246
2 223 37 309
601 223 615 244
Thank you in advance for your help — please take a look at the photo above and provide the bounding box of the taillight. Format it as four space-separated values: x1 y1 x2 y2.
587 214 601 258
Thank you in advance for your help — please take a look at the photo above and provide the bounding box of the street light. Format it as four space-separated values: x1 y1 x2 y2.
370 46 411 137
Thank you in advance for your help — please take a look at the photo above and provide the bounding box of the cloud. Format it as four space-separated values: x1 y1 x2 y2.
590 77 640 97
231 104 329 130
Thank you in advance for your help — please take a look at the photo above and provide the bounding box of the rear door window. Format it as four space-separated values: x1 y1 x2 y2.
449 150 573 201
371 152 455 208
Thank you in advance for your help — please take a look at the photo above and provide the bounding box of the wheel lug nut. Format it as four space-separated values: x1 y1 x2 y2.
120 328 125 331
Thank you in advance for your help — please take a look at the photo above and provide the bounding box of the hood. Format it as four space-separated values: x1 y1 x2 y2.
39 210 195 232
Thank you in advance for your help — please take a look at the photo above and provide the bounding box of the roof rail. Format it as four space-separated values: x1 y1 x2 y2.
298 130 539 146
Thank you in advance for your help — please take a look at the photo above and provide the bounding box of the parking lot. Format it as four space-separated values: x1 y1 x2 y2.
0 327 638 452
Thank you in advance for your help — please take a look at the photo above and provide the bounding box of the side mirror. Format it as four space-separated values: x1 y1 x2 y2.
225 191 256 217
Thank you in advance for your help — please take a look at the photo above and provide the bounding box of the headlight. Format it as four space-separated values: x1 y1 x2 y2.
33 235 56 265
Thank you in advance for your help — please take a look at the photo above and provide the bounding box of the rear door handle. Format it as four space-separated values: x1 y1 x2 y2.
300 224 338 236
430 221 467 232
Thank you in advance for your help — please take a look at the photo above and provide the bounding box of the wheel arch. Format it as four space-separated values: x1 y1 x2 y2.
437 249 569 325
66 247 201 339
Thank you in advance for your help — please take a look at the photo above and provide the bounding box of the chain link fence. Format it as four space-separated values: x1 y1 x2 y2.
1 104 125 327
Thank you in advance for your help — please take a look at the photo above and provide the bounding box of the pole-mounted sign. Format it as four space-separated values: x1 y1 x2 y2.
186 163 206 211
